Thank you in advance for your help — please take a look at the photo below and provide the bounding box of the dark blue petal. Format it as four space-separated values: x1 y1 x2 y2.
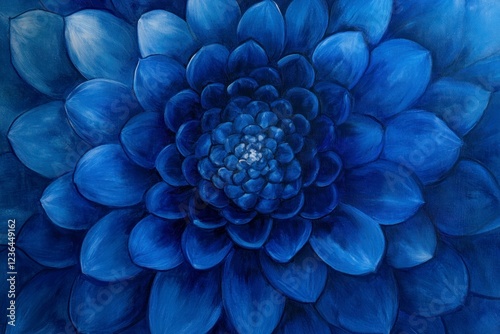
223 249 285 334
227 77 259 97
221 205 257 225
250 66 282 87
150 265 222 334
118 318 150 334
186 44 229 92
71 273 151 333
260 245 327 302
392 311 446 334
310 205 385 275
146 182 193 219
121 112 172 169
237 0 285 60
284 0 328 54
74 144 155 206
228 40 269 77
328 0 392 45
277 54 315 89
40 0 113 15
187 0 240 45
195 133 213 158
182 224 232 269
265 217 311 263
8 101 91 178
182 155 202 186
341 160 424 225
394 243 469 317
65 10 138 85
443 296 500 333
454 55 500 91
164 89 201 132
18 213 82 268
112 0 187 22
310 115 335 152
275 302 331 334
272 193 305 219
10 10 82 97
129 215 184 270
384 210 437 269
227 217 273 249
138 10 198 63
134 55 187 113
284 88 319 120
315 151 342 187
354 39 432 120
301 156 320 187
81 209 144 281
66 79 142 146
198 157 218 180
314 82 351 125
383 110 462 185
41 173 106 230
155 144 188 186
300 184 338 219
202 84 228 109
176 120 202 157
199 180 230 208
335 114 383 168
425 160 500 236
189 195 227 228
312 32 368 89
316 267 398 333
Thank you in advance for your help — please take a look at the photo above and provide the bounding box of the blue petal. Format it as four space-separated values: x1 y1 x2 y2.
189 195 227 228
120 112 172 169
417 78 491 136
65 10 139 85
237 0 285 60
284 0 328 54
118 318 150 334
354 39 432 120
277 54 315 89
66 79 142 146
250 66 282 87
301 156 320 187
264 217 311 263
328 0 392 45
81 208 144 281
134 55 187 113
71 273 150 333
442 296 500 333
310 205 385 275
182 224 232 269
334 114 383 168
40 0 113 15
201 85 228 110
18 213 83 268
138 10 198 63
182 155 202 186
275 302 331 334
112 0 186 22
149 265 222 334
384 210 437 269
187 0 240 45
260 245 327 302
313 82 351 125
383 110 462 185
312 32 368 89
454 55 500 91
316 267 398 333
425 160 500 236
223 249 285 334
155 144 188 186
129 215 184 270
315 151 342 187
309 116 335 152
8 101 91 178
10 10 82 97
341 160 424 225
227 217 273 249
284 87 319 120
74 144 156 207
164 89 202 132
199 180 230 208
394 243 469 317
300 184 338 219
146 182 193 219
272 193 305 219
392 311 446 334
228 40 269 77
41 173 106 230
222 205 257 225
186 44 229 92
177 120 202 157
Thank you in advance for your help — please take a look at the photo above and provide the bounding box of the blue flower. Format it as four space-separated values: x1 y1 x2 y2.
2 0 500 333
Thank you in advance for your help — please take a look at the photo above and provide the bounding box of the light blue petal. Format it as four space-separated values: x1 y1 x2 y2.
223 249 285 334
134 55 187 113
312 32 368 89
328 0 392 45
341 160 424 225
264 217 311 263
41 173 106 230
10 10 82 97
226 217 273 249
443 296 500 333
425 160 500 236
382 110 462 185
65 10 139 85
138 10 198 63
354 39 432 120
8 101 91 178
186 44 229 92
417 78 491 136
260 245 327 302
284 0 328 54
81 209 144 281
392 311 446 334
112 0 187 23
455 55 500 91
316 267 398 333
275 302 331 334
237 0 285 60
384 210 437 269
145 182 193 219
182 224 232 269
300 184 338 219
74 144 156 207
66 79 142 146
187 0 240 45
149 265 222 334
394 243 469 317
129 215 184 270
